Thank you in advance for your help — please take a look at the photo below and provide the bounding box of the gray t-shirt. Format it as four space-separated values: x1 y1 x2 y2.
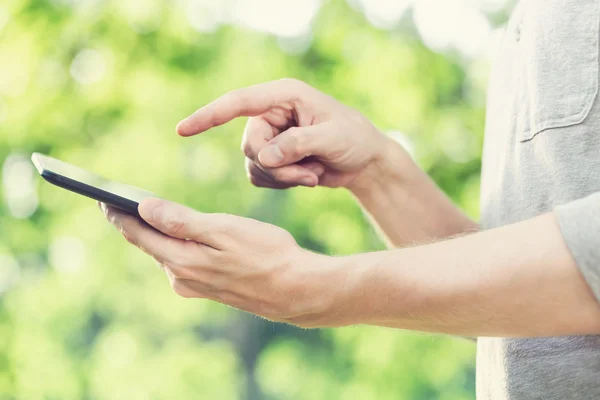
478 0 600 398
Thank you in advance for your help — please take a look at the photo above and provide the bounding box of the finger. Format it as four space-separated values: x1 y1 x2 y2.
242 116 324 187
161 260 217 283
297 159 326 177
170 278 223 301
167 275 203 299
176 78 310 136
138 198 241 248
241 116 276 161
101 204 207 267
246 158 322 188
257 123 336 168
246 159 291 189
170 277 200 299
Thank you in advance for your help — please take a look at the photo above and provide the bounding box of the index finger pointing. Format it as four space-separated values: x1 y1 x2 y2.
176 78 309 137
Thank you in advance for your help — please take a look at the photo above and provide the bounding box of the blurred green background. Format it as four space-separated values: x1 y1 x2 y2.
0 0 513 399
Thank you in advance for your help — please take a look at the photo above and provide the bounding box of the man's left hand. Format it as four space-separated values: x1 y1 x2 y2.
100 198 350 328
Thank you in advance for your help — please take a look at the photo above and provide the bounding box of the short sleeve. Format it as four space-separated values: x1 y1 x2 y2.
555 192 600 303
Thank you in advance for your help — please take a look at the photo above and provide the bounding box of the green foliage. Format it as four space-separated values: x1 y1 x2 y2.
0 0 499 398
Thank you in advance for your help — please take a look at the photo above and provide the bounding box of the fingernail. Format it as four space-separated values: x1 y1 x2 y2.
260 145 284 166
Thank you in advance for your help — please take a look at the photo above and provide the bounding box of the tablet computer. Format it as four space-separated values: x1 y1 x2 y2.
32 152 155 217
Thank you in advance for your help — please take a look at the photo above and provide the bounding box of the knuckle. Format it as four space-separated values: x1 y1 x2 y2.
241 140 257 159
277 229 296 246
171 279 193 298
278 78 311 100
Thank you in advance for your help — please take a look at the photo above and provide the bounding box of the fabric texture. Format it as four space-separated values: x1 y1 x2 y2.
478 0 600 398
556 193 600 303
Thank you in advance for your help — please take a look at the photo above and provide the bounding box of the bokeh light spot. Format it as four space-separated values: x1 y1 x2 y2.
118 0 162 33
186 0 228 33
479 0 508 12
0 57 30 97
232 0 322 38
0 97 5 124
354 0 413 29
49 236 87 273
0 6 9 32
2 154 38 219
0 254 20 294
38 59 67 90
413 0 491 58
70 49 107 85
99 331 139 369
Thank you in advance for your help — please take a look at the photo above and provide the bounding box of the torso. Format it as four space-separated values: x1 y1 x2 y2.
479 0 600 398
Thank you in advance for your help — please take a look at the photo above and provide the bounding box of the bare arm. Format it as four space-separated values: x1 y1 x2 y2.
332 212 600 337
106 199 600 337
347 142 477 248
114 79 600 336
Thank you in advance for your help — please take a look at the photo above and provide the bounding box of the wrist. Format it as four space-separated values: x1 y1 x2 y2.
346 135 424 196
286 251 371 328
291 249 431 329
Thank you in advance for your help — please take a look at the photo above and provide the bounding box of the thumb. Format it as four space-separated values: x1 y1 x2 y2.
258 123 335 168
139 198 203 241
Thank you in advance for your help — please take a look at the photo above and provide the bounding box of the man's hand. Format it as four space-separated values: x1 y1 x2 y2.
176 78 476 247
100 200 600 336
100 198 351 328
176 78 412 189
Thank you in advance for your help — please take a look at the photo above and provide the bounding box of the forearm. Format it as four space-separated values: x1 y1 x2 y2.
347 139 477 248
331 212 600 337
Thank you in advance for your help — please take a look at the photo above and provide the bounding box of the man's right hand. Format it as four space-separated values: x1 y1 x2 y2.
176 78 413 189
